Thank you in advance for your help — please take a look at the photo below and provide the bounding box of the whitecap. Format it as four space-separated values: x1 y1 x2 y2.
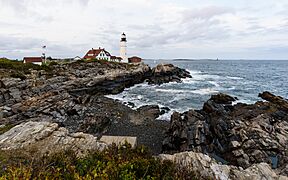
226 76 244 80
191 74 221 81
182 78 196 84
227 86 236 90
187 70 202 75
155 89 192 93
232 99 255 105
137 95 143 100
191 88 219 95
208 81 220 87
157 111 174 121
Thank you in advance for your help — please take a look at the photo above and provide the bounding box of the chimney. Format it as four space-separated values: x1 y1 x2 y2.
99 47 101 49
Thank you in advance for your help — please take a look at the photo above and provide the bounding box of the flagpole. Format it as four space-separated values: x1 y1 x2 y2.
42 45 46 63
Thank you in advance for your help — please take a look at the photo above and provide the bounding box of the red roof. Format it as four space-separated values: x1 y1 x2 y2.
83 48 111 59
23 57 43 63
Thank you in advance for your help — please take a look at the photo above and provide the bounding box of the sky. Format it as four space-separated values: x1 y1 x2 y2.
0 0 288 60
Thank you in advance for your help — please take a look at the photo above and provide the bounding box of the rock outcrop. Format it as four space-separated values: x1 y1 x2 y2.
147 64 192 85
159 151 288 180
0 121 106 156
163 92 288 176
1 61 189 154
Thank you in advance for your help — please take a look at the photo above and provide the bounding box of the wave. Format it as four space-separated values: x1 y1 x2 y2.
191 74 221 81
123 82 151 91
157 111 174 121
155 88 192 93
208 81 220 87
226 76 244 80
191 88 219 95
232 99 255 105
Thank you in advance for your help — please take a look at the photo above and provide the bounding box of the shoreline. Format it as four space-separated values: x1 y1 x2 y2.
1 59 288 178
0 60 190 154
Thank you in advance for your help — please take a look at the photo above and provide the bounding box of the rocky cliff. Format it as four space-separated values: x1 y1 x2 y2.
0 60 190 154
163 92 288 176
1 60 287 179
159 152 287 180
0 121 106 156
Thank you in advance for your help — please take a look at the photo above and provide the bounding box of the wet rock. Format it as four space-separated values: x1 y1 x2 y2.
147 64 192 85
137 105 161 119
210 93 238 104
259 91 288 112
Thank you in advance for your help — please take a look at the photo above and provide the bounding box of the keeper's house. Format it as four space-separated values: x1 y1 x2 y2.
83 48 111 61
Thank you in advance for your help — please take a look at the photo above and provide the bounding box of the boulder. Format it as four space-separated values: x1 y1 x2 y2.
163 92 288 176
0 121 106 156
137 105 162 119
259 91 288 112
210 93 238 104
147 64 192 85
159 151 288 180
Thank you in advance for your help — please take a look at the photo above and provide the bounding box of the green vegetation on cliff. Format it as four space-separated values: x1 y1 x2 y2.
0 58 50 72
0 143 197 180
0 58 51 79
0 124 15 135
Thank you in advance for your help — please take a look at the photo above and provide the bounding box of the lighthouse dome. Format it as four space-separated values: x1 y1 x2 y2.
121 32 127 42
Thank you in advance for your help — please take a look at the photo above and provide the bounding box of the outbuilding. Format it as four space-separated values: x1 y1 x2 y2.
23 57 44 65
128 56 142 64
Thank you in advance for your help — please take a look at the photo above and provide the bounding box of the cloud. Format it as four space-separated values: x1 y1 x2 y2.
182 6 234 21
132 6 233 49
0 0 288 59
0 35 44 51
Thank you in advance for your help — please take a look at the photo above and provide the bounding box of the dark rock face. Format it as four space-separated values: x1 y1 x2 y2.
147 64 192 85
163 92 288 175
1 61 189 154
137 105 162 119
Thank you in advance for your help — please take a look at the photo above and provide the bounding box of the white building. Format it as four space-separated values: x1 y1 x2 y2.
23 57 44 65
83 48 111 61
120 33 128 63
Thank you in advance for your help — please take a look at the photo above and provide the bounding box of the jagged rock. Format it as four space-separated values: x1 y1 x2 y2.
0 80 5 88
0 121 106 156
259 91 288 112
137 105 162 119
163 92 288 176
159 151 288 180
147 64 192 85
210 93 238 104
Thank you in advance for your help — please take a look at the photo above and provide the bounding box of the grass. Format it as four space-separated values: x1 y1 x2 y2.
74 58 137 69
0 143 198 180
0 58 51 72
0 124 15 135
0 58 52 79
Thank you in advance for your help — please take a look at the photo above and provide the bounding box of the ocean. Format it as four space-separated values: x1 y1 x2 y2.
107 60 288 120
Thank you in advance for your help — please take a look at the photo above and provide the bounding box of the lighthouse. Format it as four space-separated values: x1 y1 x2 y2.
120 32 128 63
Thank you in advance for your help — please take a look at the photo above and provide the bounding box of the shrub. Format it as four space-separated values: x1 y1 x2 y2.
10 72 26 80
0 124 15 135
0 143 198 179
0 58 51 72
49 61 58 66
0 58 52 79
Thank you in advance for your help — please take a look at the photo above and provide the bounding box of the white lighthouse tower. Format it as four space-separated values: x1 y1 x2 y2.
120 32 128 63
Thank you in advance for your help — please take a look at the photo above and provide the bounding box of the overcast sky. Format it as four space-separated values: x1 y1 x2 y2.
0 0 288 60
